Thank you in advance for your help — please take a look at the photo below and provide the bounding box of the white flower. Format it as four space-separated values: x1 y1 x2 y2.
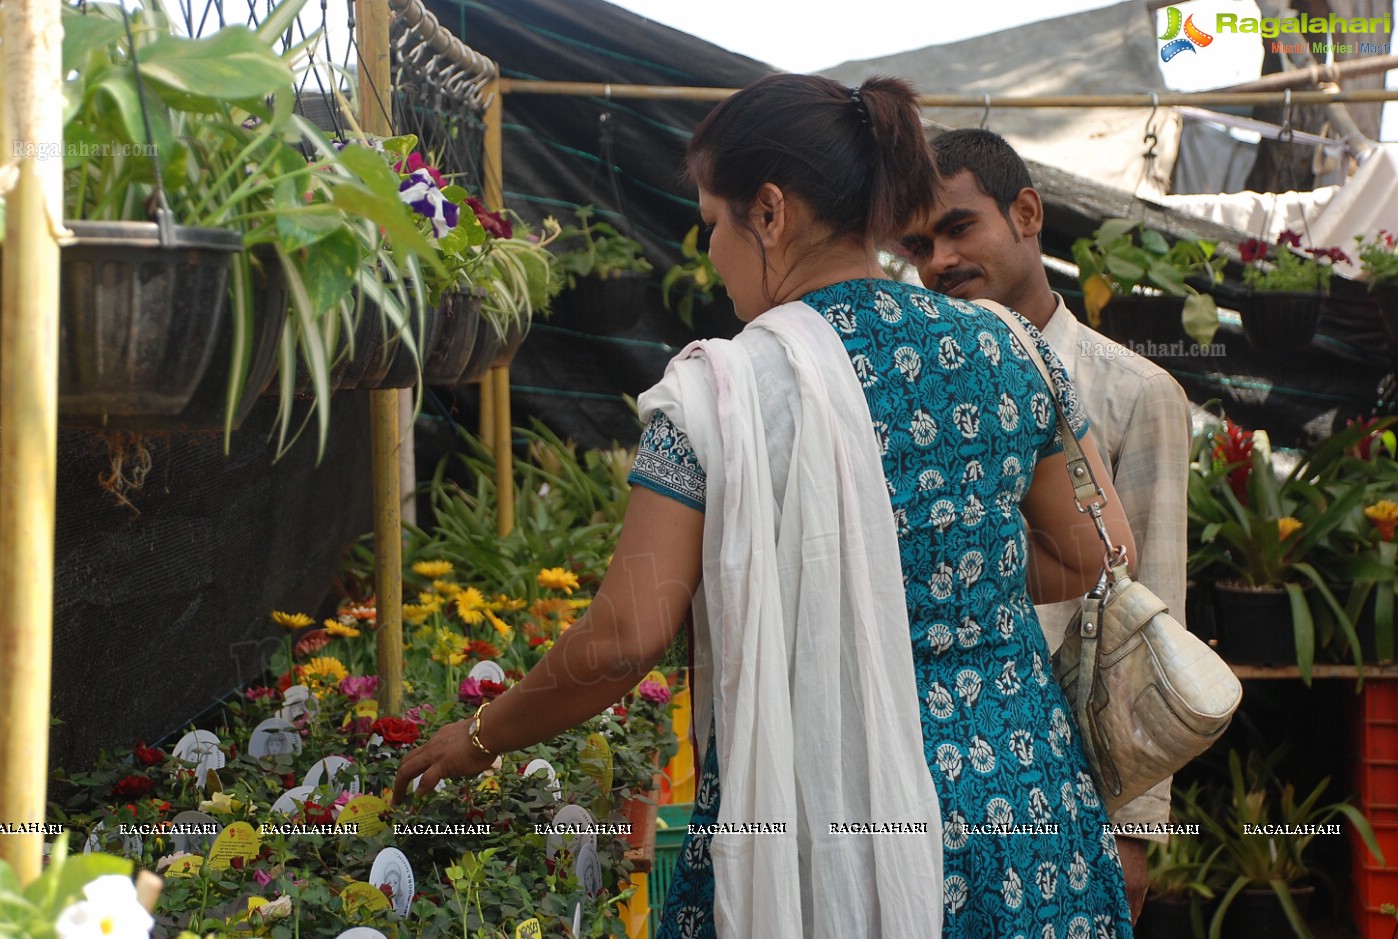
397 169 459 239
998 539 1022 578
945 875 969 914
828 304 857 335
852 353 877 388
910 408 938 446
875 289 902 323
918 468 945 491
927 622 954 655
957 616 982 649
936 743 963 781
998 393 1020 431
954 669 983 705
1068 853 1090 892
1060 781 1079 820
943 809 969 850
1002 867 1024 909
1028 788 1053 825
930 561 955 600
962 495 985 527
1008 731 1034 767
1067 915 1091 939
961 459 985 483
995 605 1016 639
952 402 980 438
54 875 154 939
926 682 956 719
968 735 995 773
1002 455 1023 477
978 330 1002 364
1077 771 1101 808
911 293 938 318
894 346 922 382
250 895 293 923
929 500 958 532
938 335 965 370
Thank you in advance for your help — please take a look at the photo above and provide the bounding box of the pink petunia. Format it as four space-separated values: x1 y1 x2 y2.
638 679 671 705
338 675 379 701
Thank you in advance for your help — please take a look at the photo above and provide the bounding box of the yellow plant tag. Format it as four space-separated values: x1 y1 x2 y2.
514 919 542 939
341 880 391 918
167 855 203 877
338 794 388 837
207 820 261 871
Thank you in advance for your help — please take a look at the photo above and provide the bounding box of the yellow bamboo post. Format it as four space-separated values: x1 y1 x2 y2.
0 0 63 886
357 0 402 718
482 79 513 536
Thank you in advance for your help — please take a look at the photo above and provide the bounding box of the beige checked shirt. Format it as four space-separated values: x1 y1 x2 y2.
1036 296 1192 840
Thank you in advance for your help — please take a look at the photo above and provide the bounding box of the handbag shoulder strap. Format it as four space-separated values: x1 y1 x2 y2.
974 299 1120 559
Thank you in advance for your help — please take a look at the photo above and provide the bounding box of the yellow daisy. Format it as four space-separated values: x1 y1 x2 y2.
1277 516 1304 541
271 611 314 630
403 603 434 626
417 592 444 613
486 610 514 641
323 619 361 638
412 559 454 578
456 587 489 626
433 579 462 598
431 629 468 666
492 594 528 613
567 598 592 610
537 567 580 595
302 656 348 686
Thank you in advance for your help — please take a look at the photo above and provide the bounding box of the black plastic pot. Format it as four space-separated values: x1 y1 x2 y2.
422 289 483 385
1139 894 1211 939
48 220 243 420
1098 294 1192 351
1238 291 1324 350
457 320 503 385
552 271 650 333
1214 581 1307 666
1218 885 1314 939
364 298 439 391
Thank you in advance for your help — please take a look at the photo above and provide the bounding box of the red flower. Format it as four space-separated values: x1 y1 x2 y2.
1211 419 1255 505
294 629 331 660
133 742 165 766
466 197 513 239
245 686 277 701
370 717 421 747
1304 246 1352 265
394 152 445 189
282 772 297 789
112 774 155 799
479 680 506 700
301 800 334 826
379 882 395 902
1240 239 1269 264
1277 229 1303 248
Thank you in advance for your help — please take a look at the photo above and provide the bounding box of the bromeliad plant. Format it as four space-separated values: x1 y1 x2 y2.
1239 230 1351 294
1072 218 1224 345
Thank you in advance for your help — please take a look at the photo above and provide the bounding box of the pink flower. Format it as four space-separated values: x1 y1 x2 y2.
254 868 273 888
332 789 355 809
638 679 671 705
459 678 484 705
338 675 379 701
245 686 277 701
394 151 445 189
404 703 434 725
465 197 513 239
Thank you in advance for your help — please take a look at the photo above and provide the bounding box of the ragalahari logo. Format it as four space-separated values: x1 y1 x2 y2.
1159 6 1215 61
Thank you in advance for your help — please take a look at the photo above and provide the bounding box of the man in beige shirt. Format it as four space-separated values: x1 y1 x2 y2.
903 128 1193 920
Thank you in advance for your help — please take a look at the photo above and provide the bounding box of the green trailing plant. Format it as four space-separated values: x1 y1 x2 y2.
1072 217 1223 345
1192 748 1384 939
661 224 723 329
552 205 653 288
477 217 564 339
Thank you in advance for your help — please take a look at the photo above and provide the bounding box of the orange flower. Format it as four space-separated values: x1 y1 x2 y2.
1366 500 1398 542
1277 517 1303 541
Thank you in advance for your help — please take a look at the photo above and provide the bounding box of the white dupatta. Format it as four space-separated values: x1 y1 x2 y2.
638 302 944 939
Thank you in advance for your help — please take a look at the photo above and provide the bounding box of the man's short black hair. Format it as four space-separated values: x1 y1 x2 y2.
930 128 1035 222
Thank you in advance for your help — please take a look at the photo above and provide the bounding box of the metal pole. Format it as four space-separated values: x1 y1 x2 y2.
0 0 63 886
358 0 402 718
483 80 513 537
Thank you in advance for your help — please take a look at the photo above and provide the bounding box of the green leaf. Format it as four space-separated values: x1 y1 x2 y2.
138 29 290 104
1140 228 1169 254
298 228 361 318
1097 218 1140 243
1104 253 1145 285
62 14 125 75
1147 261 1187 294
1183 294 1219 346
253 0 312 45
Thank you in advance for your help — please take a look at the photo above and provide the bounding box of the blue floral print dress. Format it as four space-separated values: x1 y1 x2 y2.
630 280 1133 939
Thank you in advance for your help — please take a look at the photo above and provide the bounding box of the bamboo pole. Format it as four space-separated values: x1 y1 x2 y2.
358 0 402 718
1211 54 1398 92
482 80 513 537
500 78 1398 109
0 0 63 887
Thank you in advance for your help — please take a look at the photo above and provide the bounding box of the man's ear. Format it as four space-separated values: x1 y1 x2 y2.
1010 187 1044 240
753 182 786 247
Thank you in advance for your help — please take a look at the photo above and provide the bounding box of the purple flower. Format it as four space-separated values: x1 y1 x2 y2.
398 169 459 239
339 675 378 701
638 679 671 704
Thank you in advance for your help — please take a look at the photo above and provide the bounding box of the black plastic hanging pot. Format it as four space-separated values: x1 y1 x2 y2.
422 288 484 385
551 271 650 333
1238 290 1324 350
364 296 440 391
48 220 242 421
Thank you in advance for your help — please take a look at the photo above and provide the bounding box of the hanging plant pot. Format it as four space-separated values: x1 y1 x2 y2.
422 288 484 385
457 320 504 385
1373 283 1398 372
1218 885 1315 939
552 271 650 333
1238 291 1324 350
111 245 289 433
1214 580 1310 666
1138 894 1211 939
491 319 529 369
362 297 440 391
48 221 243 421
1098 295 1191 351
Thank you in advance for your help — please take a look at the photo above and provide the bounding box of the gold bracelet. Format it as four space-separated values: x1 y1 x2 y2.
469 700 496 758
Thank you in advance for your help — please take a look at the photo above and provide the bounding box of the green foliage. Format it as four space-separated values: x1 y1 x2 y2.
1353 230 1398 285
552 205 653 287
661 224 723 329
0 834 135 939
1072 218 1223 345
1242 248 1335 293
478 219 565 337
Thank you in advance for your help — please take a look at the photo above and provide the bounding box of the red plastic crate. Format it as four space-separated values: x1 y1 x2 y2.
1365 680 1398 724
1351 862 1398 939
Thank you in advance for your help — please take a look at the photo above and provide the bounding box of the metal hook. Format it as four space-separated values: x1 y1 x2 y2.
1280 88 1294 143
979 93 991 130
1142 92 1160 160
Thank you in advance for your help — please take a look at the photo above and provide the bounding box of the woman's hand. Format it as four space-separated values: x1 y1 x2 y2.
391 719 495 803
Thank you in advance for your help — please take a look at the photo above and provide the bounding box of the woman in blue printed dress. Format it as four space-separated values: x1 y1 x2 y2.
396 74 1135 939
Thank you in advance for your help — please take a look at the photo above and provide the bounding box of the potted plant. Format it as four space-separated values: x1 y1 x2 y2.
1235 231 1350 350
661 224 728 331
1138 783 1225 939
53 0 439 458
1188 416 1365 677
1193 748 1384 939
1350 230 1398 366
550 205 653 334
460 215 563 379
1072 218 1223 348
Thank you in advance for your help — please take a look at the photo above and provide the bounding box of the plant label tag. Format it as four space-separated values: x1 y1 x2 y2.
468 660 506 685
207 820 261 871
249 717 303 758
278 684 319 722
545 804 597 858
169 811 221 856
523 758 562 802
339 794 388 837
303 755 359 796
269 784 316 817
575 841 603 897
407 773 447 796
83 820 142 860
514 919 542 939
340 881 391 920
368 846 415 918
334 930 390 939
166 854 203 877
171 730 225 787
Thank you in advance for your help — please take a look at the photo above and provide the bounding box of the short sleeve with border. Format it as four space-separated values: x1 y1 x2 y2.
628 410 707 511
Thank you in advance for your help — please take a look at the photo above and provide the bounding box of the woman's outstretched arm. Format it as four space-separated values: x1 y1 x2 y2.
392 486 704 800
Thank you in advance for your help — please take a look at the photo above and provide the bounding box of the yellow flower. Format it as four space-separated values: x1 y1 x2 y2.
567 598 592 610
403 603 434 626
302 656 348 686
417 592 444 613
431 629 468 666
413 559 454 578
270 611 314 630
414 624 434 640
1365 500 1398 542
198 791 243 815
1277 516 1304 541
537 567 580 595
486 610 514 641
433 579 462 598
456 587 488 626
492 594 528 612
323 619 361 638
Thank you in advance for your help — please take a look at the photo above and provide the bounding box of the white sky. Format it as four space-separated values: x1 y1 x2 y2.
603 0 1396 139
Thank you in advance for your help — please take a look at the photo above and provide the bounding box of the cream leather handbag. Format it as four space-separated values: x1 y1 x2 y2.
982 299 1242 814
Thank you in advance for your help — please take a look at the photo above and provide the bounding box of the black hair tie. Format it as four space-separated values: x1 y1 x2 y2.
848 86 870 125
